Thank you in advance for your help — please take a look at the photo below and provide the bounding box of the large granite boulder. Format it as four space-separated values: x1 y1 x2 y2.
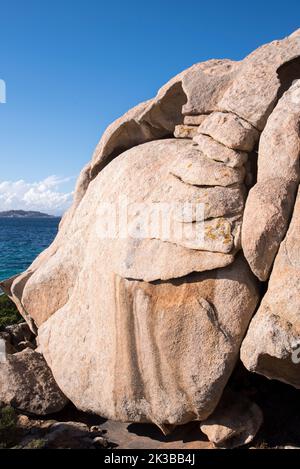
1 29 300 442
1 135 258 426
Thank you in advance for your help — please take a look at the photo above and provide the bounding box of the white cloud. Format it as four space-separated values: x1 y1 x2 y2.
0 176 74 215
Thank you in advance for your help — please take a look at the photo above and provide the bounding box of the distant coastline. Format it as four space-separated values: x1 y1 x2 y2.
0 210 58 218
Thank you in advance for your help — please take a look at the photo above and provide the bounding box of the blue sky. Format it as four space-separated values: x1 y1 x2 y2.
0 0 299 214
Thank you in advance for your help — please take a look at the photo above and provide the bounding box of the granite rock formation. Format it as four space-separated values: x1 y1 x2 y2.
2 29 300 447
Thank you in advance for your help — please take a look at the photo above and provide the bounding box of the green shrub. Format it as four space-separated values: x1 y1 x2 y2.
0 294 22 329
23 438 46 449
0 406 17 448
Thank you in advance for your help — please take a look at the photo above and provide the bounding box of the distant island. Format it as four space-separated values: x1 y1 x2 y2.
0 210 56 218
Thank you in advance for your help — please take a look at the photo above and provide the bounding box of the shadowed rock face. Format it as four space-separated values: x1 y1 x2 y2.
1 30 300 437
200 389 263 448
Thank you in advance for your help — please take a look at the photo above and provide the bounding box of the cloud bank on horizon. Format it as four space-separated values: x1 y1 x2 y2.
0 175 73 215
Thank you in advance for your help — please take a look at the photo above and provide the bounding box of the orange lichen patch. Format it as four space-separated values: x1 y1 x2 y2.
204 218 233 244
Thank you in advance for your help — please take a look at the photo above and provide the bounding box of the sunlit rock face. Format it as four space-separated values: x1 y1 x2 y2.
2 30 300 429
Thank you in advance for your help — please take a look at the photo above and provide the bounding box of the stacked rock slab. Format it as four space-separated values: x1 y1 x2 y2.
1 30 300 440
241 187 300 387
242 80 300 281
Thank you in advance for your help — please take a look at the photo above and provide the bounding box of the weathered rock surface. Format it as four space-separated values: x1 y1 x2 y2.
174 124 199 139
0 348 68 414
198 112 260 152
242 81 300 280
183 114 207 126
241 187 300 387
242 178 296 281
200 389 263 448
37 255 258 427
116 239 236 283
218 29 300 129
258 81 300 184
169 143 245 187
181 59 239 115
193 133 248 168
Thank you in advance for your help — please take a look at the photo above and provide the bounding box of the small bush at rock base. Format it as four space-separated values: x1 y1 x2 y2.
0 294 22 329
0 406 17 448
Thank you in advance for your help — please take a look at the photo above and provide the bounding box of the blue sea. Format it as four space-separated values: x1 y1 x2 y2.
0 218 60 282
